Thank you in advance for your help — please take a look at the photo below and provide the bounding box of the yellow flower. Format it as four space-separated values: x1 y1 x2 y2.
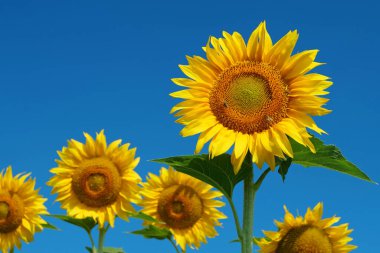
171 22 331 173
257 202 357 253
140 167 226 250
47 130 141 228
0 166 48 253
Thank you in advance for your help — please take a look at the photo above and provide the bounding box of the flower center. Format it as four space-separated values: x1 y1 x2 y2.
0 195 24 233
0 202 9 221
72 157 121 207
209 61 289 134
87 174 106 192
227 75 271 114
276 225 333 253
172 201 184 214
157 185 203 229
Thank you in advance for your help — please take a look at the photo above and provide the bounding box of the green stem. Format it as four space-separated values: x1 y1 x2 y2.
242 159 255 253
254 168 271 191
10 248 14 253
98 226 107 253
227 196 243 240
168 237 181 253
87 230 96 253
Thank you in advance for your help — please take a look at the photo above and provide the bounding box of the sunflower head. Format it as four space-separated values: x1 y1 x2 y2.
47 130 141 228
140 167 226 250
0 166 48 253
171 22 332 173
256 202 357 253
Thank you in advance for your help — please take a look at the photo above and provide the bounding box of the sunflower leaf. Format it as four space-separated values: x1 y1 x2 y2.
153 153 252 199
85 247 95 253
49 214 97 233
290 136 375 183
277 157 292 182
130 225 172 240
126 211 158 222
230 237 261 245
41 221 60 230
103 247 125 253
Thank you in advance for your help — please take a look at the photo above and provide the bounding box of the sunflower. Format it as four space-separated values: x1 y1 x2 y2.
256 202 357 253
47 130 141 228
170 22 332 173
140 167 226 250
0 166 48 253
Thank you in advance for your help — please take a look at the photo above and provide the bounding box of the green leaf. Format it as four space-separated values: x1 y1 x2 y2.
131 225 172 240
103 247 125 253
42 222 60 230
126 211 158 223
49 215 97 233
86 247 124 253
152 153 252 199
290 136 375 183
277 157 292 182
230 237 261 245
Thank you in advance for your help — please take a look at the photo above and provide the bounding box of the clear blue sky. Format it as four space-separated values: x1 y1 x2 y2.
0 0 379 252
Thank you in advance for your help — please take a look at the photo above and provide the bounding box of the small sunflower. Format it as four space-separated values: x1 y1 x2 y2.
171 22 332 173
47 130 141 227
0 166 48 253
257 202 357 253
140 167 226 250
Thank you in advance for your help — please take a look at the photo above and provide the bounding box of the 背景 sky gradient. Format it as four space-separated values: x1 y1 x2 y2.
0 0 379 252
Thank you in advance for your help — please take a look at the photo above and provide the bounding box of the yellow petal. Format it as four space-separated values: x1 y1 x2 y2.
195 124 223 153
266 30 299 69
209 128 236 157
282 50 319 80
180 116 217 137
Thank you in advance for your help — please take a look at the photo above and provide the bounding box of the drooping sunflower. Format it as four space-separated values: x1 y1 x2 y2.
0 166 48 253
140 167 226 250
256 202 357 253
47 130 141 227
170 22 332 173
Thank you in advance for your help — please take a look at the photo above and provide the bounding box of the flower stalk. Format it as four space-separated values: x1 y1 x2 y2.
241 157 255 253
98 226 107 253
87 230 96 253
168 237 181 253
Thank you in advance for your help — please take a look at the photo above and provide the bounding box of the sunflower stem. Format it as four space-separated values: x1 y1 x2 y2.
87 230 96 253
242 155 255 253
168 237 181 253
227 196 243 240
254 167 271 191
98 226 107 253
9 248 14 253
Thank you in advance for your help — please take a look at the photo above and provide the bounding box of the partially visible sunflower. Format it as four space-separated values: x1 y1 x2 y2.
140 167 226 250
0 166 48 253
47 130 141 227
257 202 357 253
171 21 332 173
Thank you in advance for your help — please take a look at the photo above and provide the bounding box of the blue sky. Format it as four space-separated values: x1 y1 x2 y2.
0 0 379 252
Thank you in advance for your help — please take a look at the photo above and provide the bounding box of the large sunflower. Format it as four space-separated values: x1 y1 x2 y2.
257 202 357 253
170 22 331 173
140 167 226 250
0 166 48 253
47 130 141 227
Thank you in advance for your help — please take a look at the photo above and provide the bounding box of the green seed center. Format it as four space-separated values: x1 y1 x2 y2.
87 173 106 193
0 202 9 220
172 201 184 214
226 75 271 114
